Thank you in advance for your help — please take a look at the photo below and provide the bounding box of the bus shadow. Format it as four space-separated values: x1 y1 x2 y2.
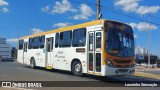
24 65 157 83
24 65 73 75
84 74 159 83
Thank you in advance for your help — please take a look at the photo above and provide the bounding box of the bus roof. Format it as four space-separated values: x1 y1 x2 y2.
19 19 127 40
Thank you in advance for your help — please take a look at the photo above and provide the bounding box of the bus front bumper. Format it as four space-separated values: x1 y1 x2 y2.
102 65 135 76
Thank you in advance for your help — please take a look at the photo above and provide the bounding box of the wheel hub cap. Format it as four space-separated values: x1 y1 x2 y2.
75 64 81 73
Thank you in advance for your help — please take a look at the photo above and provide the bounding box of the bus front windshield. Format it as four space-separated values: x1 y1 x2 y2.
106 22 135 57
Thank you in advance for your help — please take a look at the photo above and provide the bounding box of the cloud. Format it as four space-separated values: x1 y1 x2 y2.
114 0 139 12
134 34 138 38
129 23 137 29
135 6 160 15
51 0 77 14
0 0 9 13
73 4 95 20
53 22 72 28
129 22 157 31
6 38 18 43
42 1 94 20
31 28 44 34
41 5 50 13
0 0 8 6
137 22 157 31
114 0 160 15
2 7 9 13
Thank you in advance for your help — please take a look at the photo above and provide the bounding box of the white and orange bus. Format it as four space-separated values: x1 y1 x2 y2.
17 20 135 76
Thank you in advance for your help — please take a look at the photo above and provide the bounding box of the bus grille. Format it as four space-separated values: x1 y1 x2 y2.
117 69 129 73
115 65 130 68
114 59 131 64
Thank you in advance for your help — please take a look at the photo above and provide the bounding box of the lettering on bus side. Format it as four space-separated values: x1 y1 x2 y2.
36 52 41 56
55 51 65 59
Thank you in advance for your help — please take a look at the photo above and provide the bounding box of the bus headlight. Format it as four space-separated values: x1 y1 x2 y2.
105 58 114 67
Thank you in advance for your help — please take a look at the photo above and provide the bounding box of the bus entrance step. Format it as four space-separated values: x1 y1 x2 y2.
46 66 53 69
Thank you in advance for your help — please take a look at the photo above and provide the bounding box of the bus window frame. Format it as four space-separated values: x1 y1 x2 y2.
72 28 86 47
19 40 24 50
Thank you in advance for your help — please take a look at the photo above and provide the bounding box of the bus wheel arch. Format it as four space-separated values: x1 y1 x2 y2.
71 59 83 77
30 57 36 69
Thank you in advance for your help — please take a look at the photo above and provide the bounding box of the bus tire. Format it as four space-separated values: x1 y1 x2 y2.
72 61 83 77
30 58 36 69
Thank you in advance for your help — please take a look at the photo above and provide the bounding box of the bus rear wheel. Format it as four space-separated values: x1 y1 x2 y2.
30 58 36 69
72 61 83 77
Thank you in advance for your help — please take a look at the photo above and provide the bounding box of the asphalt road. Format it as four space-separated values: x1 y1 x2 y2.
142 70 160 75
0 61 159 90
136 68 160 75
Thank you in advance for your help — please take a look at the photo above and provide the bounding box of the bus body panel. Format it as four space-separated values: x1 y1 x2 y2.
102 65 135 76
17 50 23 64
27 49 46 67
52 47 87 72
52 25 103 74
17 20 135 76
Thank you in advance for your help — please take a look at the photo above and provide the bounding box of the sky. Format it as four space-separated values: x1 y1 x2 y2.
0 0 160 56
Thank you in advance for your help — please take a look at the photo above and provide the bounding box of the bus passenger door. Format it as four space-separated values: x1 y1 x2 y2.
88 31 102 74
46 37 54 68
95 31 102 73
88 32 94 73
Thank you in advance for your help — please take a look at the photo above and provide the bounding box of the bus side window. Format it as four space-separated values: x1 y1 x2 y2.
28 38 32 49
32 36 40 49
96 32 101 51
72 28 86 47
55 33 59 48
19 40 24 50
59 32 64 47
89 33 93 51
63 31 72 47
40 35 45 49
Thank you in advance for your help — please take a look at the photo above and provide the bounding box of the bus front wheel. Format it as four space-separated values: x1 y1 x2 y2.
72 61 83 77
